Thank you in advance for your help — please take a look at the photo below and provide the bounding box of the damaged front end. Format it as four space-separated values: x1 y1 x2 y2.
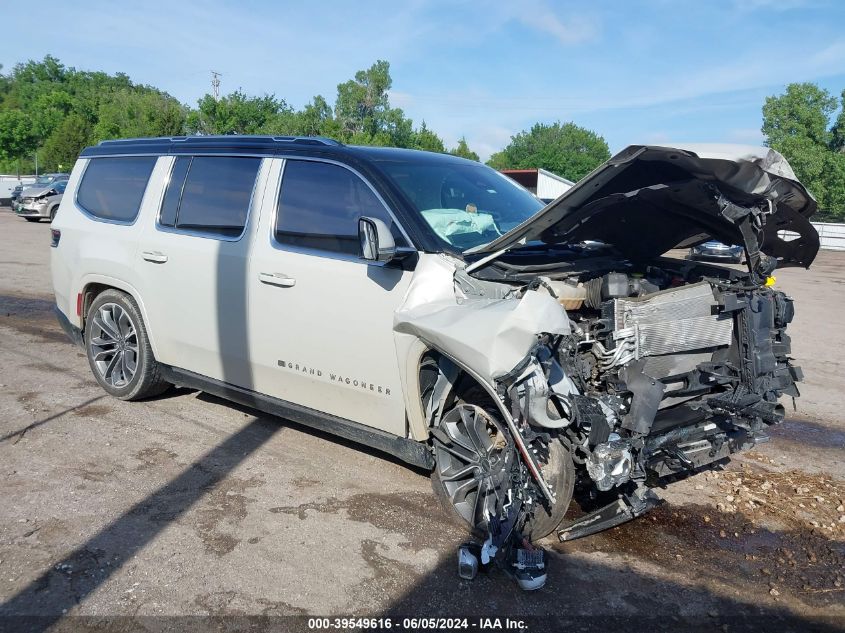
514 260 801 540
396 144 817 546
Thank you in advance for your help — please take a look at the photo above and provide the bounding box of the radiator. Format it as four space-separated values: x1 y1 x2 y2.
614 282 734 360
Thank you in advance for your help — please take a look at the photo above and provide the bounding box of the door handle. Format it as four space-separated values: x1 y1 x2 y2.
259 272 296 287
141 251 168 263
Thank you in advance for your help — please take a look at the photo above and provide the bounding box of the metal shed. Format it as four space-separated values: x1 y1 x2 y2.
500 168 574 202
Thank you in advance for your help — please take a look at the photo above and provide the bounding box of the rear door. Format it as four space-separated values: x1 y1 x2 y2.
136 155 270 386
246 158 414 436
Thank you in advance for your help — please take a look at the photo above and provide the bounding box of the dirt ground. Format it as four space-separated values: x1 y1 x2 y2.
0 208 843 632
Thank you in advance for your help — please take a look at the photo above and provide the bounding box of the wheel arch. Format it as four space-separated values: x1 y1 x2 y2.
77 275 161 358
415 347 509 440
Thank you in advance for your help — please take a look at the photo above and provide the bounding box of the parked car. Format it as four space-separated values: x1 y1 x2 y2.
10 184 24 205
15 179 67 221
689 240 744 263
50 137 819 546
13 173 69 207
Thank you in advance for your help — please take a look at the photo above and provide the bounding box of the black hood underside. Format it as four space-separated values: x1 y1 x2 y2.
470 145 820 269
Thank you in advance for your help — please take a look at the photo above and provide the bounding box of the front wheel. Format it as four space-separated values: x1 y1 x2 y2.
431 402 574 541
85 289 170 400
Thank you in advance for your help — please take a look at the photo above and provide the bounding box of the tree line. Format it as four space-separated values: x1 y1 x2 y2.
0 56 843 220
0 56 480 173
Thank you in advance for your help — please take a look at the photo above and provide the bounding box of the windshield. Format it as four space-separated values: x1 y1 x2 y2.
35 175 52 185
377 161 544 251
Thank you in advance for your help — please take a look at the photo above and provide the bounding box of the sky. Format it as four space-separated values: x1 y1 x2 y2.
2 0 845 161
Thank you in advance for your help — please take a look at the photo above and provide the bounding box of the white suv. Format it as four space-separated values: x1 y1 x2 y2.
51 137 819 543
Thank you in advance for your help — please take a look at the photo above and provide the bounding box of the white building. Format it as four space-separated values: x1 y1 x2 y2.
500 168 574 202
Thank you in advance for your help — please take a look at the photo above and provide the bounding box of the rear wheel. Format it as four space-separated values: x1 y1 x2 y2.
84 289 170 400
432 401 574 541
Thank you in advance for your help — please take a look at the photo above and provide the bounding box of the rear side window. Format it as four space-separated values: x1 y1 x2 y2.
276 160 403 255
77 157 157 222
159 156 260 238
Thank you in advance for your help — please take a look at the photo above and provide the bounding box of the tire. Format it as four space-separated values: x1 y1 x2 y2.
431 397 575 541
49 206 58 221
522 437 575 540
84 289 170 400
24 217 40 222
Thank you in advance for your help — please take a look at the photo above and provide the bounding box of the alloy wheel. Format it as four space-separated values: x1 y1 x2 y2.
433 404 514 530
88 302 139 388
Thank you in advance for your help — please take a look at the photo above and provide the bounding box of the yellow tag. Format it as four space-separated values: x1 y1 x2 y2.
765 276 776 287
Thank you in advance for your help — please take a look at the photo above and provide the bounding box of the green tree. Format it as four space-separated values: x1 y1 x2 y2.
0 55 189 171
0 109 37 161
449 136 479 161
0 55 481 174
289 95 336 137
331 60 424 148
762 82 845 220
825 152 845 218
334 60 393 138
41 113 92 170
487 121 609 181
832 89 845 152
187 91 290 135
93 89 185 141
762 83 836 148
412 121 445 152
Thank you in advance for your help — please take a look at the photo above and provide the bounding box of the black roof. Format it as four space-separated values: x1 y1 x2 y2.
79 135 474 166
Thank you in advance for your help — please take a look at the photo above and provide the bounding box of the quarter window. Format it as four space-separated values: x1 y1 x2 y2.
159 156 261 237
275 160 404 255
77 157 156 222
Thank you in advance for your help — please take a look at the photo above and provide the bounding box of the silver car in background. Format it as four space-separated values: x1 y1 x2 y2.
689 240 744 263
15 179 67 222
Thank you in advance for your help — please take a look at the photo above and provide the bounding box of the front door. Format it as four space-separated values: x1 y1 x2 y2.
247 158 414 436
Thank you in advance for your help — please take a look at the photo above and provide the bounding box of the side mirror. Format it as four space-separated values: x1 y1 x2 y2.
358 216 396 262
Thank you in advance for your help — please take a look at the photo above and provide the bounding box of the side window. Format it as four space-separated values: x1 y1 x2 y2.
77 157 157 222
158 156 261 238
275 160 405 255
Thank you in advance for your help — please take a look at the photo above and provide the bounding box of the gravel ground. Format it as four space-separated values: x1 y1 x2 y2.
0 209 843 632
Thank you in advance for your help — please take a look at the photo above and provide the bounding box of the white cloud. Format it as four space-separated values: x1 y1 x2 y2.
516 7 599 45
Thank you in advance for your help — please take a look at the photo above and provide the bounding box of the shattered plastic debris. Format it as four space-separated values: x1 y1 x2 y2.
457 543 480 580
457 506 550 592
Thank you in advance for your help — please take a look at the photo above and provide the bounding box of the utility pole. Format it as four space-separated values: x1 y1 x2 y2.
211 70 222 101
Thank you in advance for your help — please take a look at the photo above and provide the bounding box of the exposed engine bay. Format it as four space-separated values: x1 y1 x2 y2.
422 250 803 548
508 255 799 514
394 144 819 553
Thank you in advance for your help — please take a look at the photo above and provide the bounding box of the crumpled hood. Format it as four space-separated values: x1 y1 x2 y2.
21 185 57 198
394 254 570 381
469 144 820 268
